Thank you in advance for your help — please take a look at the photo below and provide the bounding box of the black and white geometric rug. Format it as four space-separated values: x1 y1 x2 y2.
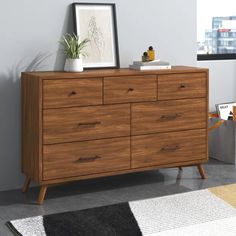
6 186 236 236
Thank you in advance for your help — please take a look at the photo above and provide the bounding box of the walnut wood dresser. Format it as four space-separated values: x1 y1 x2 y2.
21 66 209 204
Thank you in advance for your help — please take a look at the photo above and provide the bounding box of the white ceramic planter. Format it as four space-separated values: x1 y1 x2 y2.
64 58 83 72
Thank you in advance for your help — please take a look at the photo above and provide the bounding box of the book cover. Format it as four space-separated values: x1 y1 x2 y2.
216 102 236 120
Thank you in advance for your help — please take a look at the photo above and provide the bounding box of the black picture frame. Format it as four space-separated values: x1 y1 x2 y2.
72 3 120 69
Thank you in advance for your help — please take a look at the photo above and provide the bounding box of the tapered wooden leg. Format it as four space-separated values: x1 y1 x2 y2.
37 185 47 204
197 164 206 179
178 167 183 171
22 176 31 193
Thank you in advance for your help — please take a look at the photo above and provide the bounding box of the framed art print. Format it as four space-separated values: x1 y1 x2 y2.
72 3 120 69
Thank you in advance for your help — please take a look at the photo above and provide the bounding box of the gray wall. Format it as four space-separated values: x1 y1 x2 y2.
0 0 197 191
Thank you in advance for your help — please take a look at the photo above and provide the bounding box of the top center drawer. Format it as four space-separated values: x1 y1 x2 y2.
104 75 157 104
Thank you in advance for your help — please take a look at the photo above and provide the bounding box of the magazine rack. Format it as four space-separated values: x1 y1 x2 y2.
209 117 236 164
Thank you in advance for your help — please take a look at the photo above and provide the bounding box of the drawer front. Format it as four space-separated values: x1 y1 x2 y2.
104 75 157 104
43 137 130 180
132 98 206 135
158 73 207 100
43 78 102 108
43 104 130 144
132 129 207 168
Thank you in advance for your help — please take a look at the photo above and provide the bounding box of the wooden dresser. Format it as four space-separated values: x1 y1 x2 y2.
21 66 209 203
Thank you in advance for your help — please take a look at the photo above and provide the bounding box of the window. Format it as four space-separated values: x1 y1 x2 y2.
197 0 236 60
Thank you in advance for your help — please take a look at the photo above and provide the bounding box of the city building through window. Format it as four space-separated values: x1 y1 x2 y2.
197 0 236 60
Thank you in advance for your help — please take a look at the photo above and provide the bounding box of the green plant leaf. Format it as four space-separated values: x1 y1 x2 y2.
59 33 90 59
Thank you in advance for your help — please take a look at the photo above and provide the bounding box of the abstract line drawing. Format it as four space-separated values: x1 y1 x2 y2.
88 16 105 57
73 3 120 69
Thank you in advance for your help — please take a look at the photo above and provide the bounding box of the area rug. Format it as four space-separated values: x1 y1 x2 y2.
6 184 236 236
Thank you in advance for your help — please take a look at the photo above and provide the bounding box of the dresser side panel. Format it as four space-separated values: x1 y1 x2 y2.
21 74 42 183
206 70 209 161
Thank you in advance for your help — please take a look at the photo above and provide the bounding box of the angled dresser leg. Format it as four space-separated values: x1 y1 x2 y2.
37 185 48 204
22 176 31 193
197 164 207 179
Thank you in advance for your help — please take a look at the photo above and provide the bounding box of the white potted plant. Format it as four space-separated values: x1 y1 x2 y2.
60 33 89 72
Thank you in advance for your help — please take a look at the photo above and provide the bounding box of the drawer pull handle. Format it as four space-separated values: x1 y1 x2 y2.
180 84 186 88
128 87 134 92
78 121 101 128
77 155 102 163
160 113 180 120
68 91 77 97
161 145 180 152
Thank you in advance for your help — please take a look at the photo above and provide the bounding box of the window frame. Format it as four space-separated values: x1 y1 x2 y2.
197 53 236 61
197 3 236 61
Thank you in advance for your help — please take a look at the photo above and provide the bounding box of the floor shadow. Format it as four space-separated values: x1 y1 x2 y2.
0 168 183 206
0 159 236 208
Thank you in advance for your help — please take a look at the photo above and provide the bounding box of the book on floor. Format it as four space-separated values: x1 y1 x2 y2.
216 102 236 120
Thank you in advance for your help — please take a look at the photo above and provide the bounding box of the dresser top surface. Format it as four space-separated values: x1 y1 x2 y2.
22 66 208 79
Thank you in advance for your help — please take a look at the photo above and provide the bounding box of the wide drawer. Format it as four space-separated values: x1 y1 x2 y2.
43 104 130 144
132 129 207 168
158 73 207 100
43 78 102 108
43 137 130 180
104 75 157 104
132 98 206 135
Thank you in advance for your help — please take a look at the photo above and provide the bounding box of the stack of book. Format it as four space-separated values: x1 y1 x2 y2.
129 60 171 70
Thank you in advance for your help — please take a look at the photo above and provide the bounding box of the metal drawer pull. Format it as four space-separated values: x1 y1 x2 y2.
77 155 102 162
161 145 180 152
78 121 101 128
180 84 186 88
127 87 134 92
68 91 77 97
160 113 181 120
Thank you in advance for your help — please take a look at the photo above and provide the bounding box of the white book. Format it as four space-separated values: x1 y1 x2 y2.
133 60 170 66
129 64 171 70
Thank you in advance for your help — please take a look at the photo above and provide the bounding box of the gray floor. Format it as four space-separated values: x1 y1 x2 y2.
1 158 236 235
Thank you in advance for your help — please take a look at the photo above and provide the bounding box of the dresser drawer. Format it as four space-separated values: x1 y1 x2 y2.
132 98 206 135
104 75 157 104
158 73 207 100
43 104 130 144
43 78 102 108
43 137 130 180
132 129 207 168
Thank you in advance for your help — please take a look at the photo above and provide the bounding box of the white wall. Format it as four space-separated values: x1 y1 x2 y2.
0 0 197 191
197 61 236 111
